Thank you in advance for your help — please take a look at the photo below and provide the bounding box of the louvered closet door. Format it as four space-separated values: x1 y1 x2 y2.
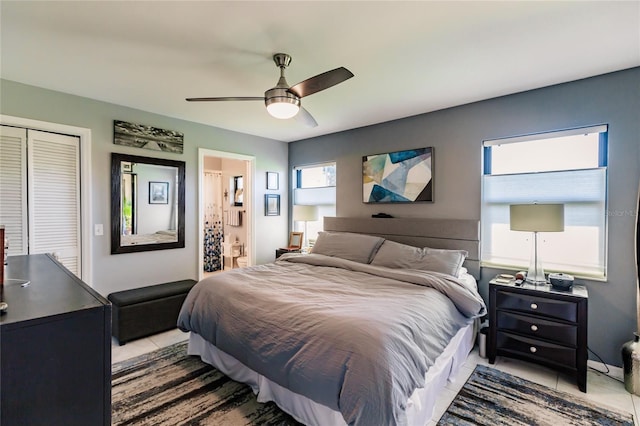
28 130 81 276
0 126 28 256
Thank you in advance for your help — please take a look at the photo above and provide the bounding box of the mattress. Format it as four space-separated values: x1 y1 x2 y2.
187 319 475 426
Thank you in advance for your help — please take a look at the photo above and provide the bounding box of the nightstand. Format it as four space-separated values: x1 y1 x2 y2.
488 276 588 392
275 248 300 259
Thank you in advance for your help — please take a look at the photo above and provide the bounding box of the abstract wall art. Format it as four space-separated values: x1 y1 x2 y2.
362 147 433 203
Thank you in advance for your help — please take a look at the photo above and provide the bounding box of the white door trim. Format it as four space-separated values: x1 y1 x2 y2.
198 148 255 281
0 114 93 285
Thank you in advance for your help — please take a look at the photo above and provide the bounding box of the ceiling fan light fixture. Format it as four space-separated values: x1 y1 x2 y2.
266 100 300 119
265 87 300 119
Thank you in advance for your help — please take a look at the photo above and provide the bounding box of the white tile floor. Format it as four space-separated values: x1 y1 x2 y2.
112 330 638 425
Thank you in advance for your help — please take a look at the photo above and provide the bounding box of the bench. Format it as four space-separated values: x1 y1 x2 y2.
107 279 197 345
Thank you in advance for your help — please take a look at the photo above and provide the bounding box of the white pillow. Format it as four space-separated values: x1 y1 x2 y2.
371 240 468 277
311 231 385 264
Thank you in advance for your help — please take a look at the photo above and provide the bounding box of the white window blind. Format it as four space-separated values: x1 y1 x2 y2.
481 126 608 280
293 163 336 245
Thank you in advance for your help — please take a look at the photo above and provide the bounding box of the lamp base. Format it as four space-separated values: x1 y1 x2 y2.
525 272 547 284
526 231 547 284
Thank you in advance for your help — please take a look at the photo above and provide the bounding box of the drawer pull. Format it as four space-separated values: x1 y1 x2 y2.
530 346 537 353
530 303 538 310
530 324 538 332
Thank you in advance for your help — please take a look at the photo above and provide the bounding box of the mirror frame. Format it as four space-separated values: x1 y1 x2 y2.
111 152 186 254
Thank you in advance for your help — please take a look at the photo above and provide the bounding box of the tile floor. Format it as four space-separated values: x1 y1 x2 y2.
112 330 638 425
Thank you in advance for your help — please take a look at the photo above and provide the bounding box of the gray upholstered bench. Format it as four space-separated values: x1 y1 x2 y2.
107 279 197 345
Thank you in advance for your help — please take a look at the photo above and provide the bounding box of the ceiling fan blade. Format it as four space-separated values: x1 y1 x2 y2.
288 67 354 98
295 106 318 128
186 97 264 102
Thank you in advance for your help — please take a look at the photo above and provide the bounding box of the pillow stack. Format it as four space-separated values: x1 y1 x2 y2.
311 231 468 277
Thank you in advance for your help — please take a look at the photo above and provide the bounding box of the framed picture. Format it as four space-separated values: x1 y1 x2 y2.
265 194 280 216
114 120 184 154
362 146 433 203
288 231 304 250
149 181 169 204
266 171 279 190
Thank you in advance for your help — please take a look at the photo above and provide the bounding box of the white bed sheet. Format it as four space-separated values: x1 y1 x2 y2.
187 319 475 426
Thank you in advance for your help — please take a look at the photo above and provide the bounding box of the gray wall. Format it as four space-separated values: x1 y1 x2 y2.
289 67 640 366
0 79 290 297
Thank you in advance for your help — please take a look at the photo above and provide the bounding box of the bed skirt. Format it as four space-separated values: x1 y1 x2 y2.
187 320 475 425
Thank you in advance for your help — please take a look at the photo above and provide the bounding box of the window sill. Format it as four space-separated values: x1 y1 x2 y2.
480 262 607 283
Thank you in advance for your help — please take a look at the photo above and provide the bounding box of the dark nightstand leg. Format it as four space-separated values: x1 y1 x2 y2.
487 331 496 364
578 368 587 393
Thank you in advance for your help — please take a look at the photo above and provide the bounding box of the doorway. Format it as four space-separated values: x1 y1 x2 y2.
198 148 254 281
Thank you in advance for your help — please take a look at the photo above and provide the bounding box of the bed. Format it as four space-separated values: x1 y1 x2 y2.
178 217 486 425
121 229 177 245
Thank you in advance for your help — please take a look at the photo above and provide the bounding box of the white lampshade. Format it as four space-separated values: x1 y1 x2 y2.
266 100 300 119
510 204 564 232
293 205 318 222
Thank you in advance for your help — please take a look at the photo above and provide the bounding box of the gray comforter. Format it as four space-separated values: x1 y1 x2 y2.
177 253 486 426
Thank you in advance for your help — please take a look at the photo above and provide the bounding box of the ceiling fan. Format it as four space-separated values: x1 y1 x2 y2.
186 53 354 128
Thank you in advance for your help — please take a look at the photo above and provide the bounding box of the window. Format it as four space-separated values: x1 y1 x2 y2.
292 162 336 246
481 125 608 280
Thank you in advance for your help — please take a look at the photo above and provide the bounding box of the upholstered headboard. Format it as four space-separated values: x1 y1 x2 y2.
323 217 480 280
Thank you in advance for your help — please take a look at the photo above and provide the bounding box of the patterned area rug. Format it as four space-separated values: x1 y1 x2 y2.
438 364 634 426
112 341 301 425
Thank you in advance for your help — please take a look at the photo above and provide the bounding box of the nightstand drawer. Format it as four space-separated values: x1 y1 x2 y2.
496 290 577 322
496 311 577 346
496 331 577 368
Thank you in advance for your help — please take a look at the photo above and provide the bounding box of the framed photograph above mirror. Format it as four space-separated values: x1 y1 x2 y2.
111 153 185 254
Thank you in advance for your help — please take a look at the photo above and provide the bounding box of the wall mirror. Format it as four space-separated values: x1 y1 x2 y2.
233 175 243 206
111 153 185 254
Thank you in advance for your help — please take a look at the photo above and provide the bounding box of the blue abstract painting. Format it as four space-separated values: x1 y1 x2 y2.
363 147 433 203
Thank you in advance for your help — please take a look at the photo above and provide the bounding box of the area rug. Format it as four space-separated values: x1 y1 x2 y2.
438 364 634 426
112 341 301 425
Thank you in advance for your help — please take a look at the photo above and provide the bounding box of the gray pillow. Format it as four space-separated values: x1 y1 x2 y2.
371 240 468 277
311 231 385 264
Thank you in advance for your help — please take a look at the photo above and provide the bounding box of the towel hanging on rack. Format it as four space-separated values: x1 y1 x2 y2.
225 209 242 227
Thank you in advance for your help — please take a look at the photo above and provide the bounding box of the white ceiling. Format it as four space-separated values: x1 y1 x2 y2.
1 1 638 142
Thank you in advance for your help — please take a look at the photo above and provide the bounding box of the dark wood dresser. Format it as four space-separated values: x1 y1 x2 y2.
0 254 112 425
488 278 588 392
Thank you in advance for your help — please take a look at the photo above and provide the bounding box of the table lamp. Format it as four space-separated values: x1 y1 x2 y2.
292 205 318 249
510 203 564 284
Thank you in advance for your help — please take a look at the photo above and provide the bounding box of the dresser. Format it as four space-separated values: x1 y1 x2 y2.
488 278 588 392
0 254 112 425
